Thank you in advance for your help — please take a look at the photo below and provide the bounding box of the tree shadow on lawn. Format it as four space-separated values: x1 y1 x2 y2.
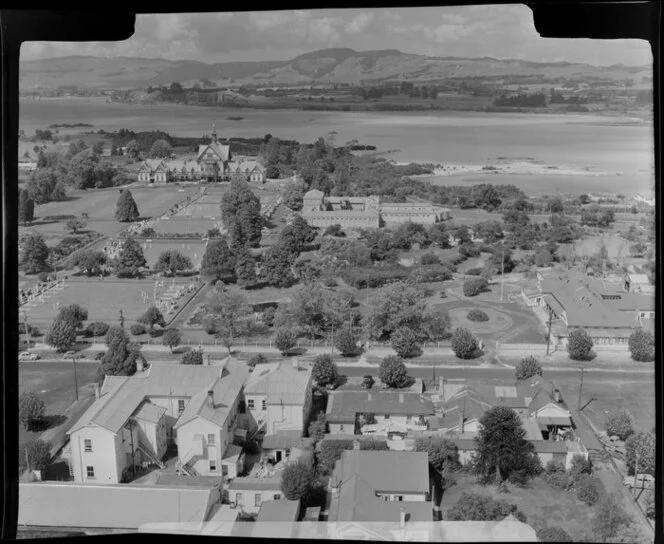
284 347 308 357
30 414 67 433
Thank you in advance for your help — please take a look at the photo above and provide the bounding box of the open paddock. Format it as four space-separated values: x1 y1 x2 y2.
20 278 198 327
141 239 207 269
32 185 198 221
570 234 631 259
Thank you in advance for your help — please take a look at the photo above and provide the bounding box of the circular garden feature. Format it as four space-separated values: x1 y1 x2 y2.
448 306 513 334
467 309 489 322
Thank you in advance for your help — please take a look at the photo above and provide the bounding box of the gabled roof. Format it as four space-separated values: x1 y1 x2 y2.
262 431 314 451
256 500 300 523
328 450 432 522
138 159 167 173
326 391 435 423
626 274 650 284
134 402 166 424
244 361 312 405
197 141 230 162
303 189 324 199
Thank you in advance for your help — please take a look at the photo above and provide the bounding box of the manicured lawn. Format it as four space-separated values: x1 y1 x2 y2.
152 218 222 235
447 306 513 335
21 278 198 328
554 377 656 435
441 473 597 540
141 239 207 269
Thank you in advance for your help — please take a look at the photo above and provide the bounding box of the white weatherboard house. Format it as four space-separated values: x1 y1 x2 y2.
243 360 313 437
67 358 249 484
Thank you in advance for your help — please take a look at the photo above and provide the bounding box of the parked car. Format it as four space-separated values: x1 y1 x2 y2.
93 352 106 360
19 351 39 361
361 375 374 389
62 351 78 359
624 473 655 489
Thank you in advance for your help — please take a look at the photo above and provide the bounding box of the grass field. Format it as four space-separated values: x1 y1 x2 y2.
33 185 198 221
173 202 221 218
441 473 598 540
555 377 656 435
152 217 222 235
21 278 197 327
448 306 513 335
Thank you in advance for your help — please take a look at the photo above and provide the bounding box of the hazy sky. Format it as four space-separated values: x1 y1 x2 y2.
21 6 651 66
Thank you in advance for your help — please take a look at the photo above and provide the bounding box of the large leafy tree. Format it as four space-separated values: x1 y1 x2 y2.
391 326 421 358
567 328 594 360
279 215 317 254
97 326 139 383
65 148 99 189
260 244 297 287
115 189 140 222
154 249 192 276
114 236 146 277
19 232 49 274
334 329 358 356
414 439 460 473
162 328 182 353
26 168 67 204
200 238 236 282
45 318 77 352
220 178 262 248
282 180 307 211
205 288 252 354
57 304 88 330
19 392 46 431
25 439 53 472
474 406 537 484
137 306 166 332
365 282 427 341
628 329 655 362
312 354 338 387
274 327 298 356
378 355 408 388
234 248 257 286
515 356 543 381
308 412 327 442
604 409 634 441
451 328 479 359
181 350 204 365
624 432 655 476
280 459 317 501
149 139 172 158
71 250 107 276
18 189 35 225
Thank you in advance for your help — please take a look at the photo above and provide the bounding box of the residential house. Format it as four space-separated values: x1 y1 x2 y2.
325 390 434 436
624 273 653 294
227 477 284 513
261 430 314 465
137 159 168 183
101 143 113 157
243 359 313 438
66 359 249 484
327 450 434 522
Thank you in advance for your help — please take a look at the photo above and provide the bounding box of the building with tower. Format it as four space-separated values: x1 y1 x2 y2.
197 123 231 182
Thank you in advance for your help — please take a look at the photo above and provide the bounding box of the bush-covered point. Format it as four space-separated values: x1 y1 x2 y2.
537 527 573 542
129 323 147 335
467 309 489 322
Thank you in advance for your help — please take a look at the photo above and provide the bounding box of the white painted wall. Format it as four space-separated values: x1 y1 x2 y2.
70 426 125 484
229 488 283 513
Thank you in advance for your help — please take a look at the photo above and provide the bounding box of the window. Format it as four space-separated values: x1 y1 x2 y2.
84 439 92 452
86 466 95 478
262 399 266 411
384 414 390 420
273 494 281 500
255 494 262 507
209 460 217 471
236 493 243 506
178 400 185 414
247 399 255 409
208 434 216 446
339 425 345 432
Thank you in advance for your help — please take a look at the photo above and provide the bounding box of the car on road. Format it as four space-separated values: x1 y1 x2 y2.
624 473 654 490
19 351 40 361
93 352 106 360
62 351 78 359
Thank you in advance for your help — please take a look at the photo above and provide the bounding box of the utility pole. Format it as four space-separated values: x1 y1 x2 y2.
634 448 639 491
119 309 125 330
23 310 30 349
73 354 79 402
500 241 505 303
577 365 585 411
545 308 553 355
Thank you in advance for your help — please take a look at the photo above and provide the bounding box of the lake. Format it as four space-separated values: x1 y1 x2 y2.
20 98 655 196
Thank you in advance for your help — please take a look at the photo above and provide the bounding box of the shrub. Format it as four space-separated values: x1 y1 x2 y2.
575 474 600 505
19 392 46 431
569 455 593 482
515 356 543 381
463 277 488 297
567 328 594 360
334 329 358 357
605 409 634 441
130 323 147 335
507 469 529 488
545 460 567 475
86 321 110 337
447 493 527 522
181 350 203 365
378 355 408 388
625 432 655 476
274 327 298 355
628 329 655 362
537 527 573 542
465 267 483 276
261 307 276 328
248 353 268 369
420 252 441 265
37 272 50 282
280 459 318 500
312 354 339 387
546 471 572 491
390 326 421 358
25 439 53 472
323 277 337 287
451 327 479 359
467 309 489 322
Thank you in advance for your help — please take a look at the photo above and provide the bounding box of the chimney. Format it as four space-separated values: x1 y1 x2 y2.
207 390 214 408
459 413 465 434
353 440 361 451
399 392 404 403
554 389 562 403
94 384 100 400
399 507 406 528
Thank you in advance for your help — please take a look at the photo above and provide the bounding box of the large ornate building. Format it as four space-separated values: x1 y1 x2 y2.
300 190 449 229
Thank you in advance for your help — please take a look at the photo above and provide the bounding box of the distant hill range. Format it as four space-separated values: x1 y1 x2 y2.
19 47 650 90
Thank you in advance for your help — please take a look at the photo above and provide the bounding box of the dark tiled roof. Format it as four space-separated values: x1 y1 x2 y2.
326 391 435 423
